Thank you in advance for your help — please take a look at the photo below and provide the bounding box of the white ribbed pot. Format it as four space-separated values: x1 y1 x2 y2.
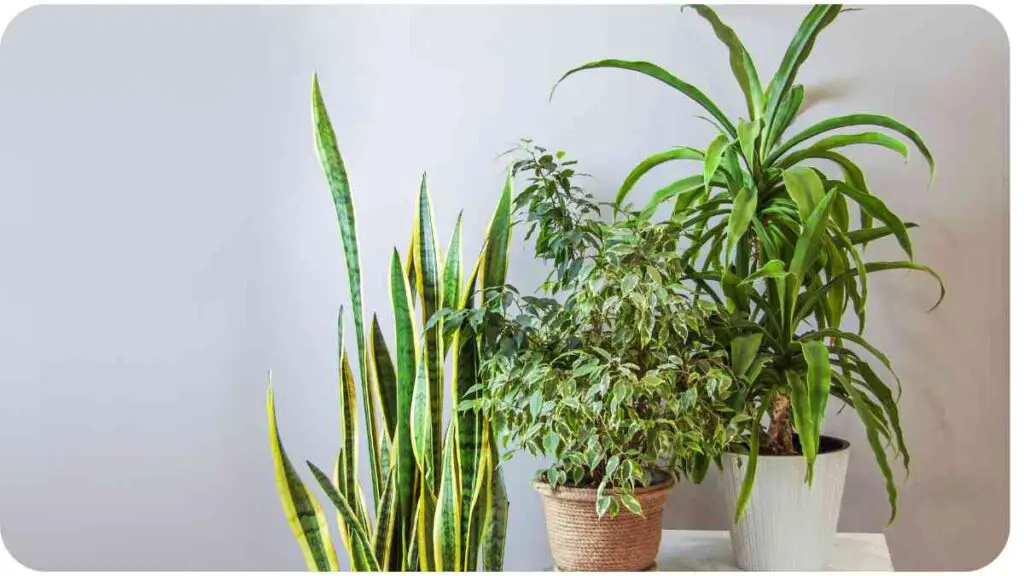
720 436 850 571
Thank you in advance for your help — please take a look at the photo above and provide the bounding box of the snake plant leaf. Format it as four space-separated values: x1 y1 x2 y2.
853 360 909 473
782 167 825 221
454 327 484 567
371 469 399 570
481 170 514 314
552 59 737 137
639 176 704 220
704 134 731 194
335 309 361 514
311 76 381 500
734 402 765 523
442 212 464 350
768 113 935 181
307 462 382 572
834 181 913 260
726 186 757 262
762 5 841 131
413 174 445 484
688 4 764 120
406 238 418 303
464 424 494 570
617 147 705 207
336 332 372 542
790 188 838 282
481 449 509 572
433 423 463 571
411 359 435 491
764 84 804 152
835 373 898 524
776 132 909 170
416 484 438 571
266 384 339 572
369 315 398 440
389 248 418 541
730 332 763 379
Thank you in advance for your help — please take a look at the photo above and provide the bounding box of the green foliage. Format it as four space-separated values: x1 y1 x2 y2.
450 148 746 519
266 74 512 571
505 140 602 294
551 4 945 524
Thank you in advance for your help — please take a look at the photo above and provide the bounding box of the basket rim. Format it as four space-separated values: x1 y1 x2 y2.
532 476 676 501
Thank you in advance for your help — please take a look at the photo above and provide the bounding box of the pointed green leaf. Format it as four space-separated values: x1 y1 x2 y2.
704 134 731 194
307 462 381 572
442 212 464 350
801 339 831 481
836 374 899 524
767 113 935 181
737 118 760 164
413 175 445 486
411 359 434 490
616 148 705 207
481 434 508 571
777 132 910 170
433 424 462 571
790 188 838 281
389 249 418 538
267 384 339 571
311 75 381 501
688 4 764 120
552 59 737 137
369 315 398 439
834 181 914 260
734 402 765 523
762 5 842 132
371 469 399 569
782 167 825 221
726 186 757 261
730 333 764 379
740 259 787 285
765 85 804 151
639 176 705 220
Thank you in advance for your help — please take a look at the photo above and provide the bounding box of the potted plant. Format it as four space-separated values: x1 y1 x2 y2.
265 74 512 571
550 4 945 570
456 143 746 571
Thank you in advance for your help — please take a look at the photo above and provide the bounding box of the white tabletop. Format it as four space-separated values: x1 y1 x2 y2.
658 530 893 571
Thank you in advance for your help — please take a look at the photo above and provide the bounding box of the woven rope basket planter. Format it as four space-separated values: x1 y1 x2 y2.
534 478 675 572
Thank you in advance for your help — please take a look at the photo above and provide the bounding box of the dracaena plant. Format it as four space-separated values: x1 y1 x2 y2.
452 146 746 518
265 75 511 572
551 4 945 523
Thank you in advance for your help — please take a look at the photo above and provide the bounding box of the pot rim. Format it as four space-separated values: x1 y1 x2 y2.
532 476 676 501
725 434 851 459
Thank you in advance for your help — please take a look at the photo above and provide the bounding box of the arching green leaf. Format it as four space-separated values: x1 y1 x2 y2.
552 59 737 137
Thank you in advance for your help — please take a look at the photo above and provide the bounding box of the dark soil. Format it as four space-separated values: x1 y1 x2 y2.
758 434 850 456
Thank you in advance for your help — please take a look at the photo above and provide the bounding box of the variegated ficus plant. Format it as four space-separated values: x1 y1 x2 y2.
552 4 945 523
266 75 511 571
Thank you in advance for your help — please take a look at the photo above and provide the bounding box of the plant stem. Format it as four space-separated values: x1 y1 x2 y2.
766 393 797 455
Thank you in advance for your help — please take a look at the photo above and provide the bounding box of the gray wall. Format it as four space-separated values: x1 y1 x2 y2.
0 4 1007 571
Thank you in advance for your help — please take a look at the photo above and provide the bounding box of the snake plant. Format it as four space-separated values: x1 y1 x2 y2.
266 74 510 571
551 4 944 524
